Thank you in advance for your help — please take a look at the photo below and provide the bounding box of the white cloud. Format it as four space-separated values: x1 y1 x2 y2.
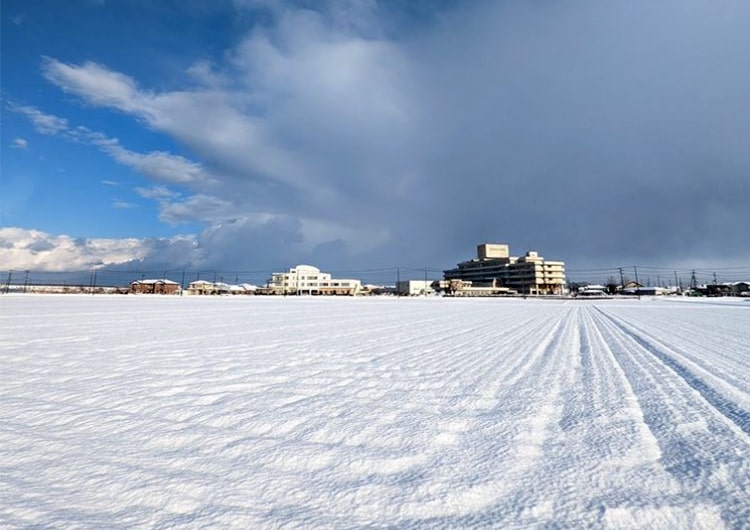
135 186 180 200
157 194 238 225
94 138 211 186
0 227 156 271
11 138 28 149
8 103 69 135
112 201 137 209
9 104 214 198
41 57 147 116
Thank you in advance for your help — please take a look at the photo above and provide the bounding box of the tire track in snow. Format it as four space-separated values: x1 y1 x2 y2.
397 305 575 523
490 305 669 527
596 308 750 437
602 305 750 401
591 307 750 529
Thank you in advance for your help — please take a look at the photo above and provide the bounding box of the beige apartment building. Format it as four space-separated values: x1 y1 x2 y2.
444 243 566 295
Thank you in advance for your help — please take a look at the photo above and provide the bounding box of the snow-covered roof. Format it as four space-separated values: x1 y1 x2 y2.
189 280 214 287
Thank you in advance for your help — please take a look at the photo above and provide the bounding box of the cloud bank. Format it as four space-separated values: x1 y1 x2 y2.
7 0 750 273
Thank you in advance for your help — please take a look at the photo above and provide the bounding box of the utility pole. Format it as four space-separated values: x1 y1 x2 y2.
181 269 186 296
23 270 29 293
690 270 698 290
633 265 640 297
4 270 12 294
396 267 400 297
618 267 625 290
674 270 679 292
424 267 428 296
713 272 718 285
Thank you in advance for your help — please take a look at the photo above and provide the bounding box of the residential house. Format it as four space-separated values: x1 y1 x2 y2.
129 279 181 295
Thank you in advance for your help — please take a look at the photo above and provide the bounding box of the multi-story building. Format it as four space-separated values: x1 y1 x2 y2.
444 243 566 295
266 265 362 296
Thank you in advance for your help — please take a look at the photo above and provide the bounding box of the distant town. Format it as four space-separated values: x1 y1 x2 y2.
3 242 748 298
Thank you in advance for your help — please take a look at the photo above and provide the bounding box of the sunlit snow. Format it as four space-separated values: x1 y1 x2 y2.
1 295 749 528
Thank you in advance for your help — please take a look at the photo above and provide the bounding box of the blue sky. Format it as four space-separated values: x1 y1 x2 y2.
2 0 749 276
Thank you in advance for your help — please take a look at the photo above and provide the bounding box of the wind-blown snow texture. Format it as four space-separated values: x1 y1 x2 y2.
1 295 749 529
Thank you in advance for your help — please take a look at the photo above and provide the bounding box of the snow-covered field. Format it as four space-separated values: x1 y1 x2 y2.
1 295 749 529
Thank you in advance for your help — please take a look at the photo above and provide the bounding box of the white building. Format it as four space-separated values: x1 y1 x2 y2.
267 265 362 296
396 280 435 296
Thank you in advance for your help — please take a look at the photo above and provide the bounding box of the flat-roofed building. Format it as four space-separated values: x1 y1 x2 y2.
444 244 565 295
396 280 435 296
266 265 361 296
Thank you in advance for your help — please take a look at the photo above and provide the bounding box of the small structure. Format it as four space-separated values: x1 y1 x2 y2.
129 279 180 295
396 280 435 296
622 286 670 296
436 279 516 297
577 285 609 297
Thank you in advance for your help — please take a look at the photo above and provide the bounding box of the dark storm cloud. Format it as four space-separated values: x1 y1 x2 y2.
394 0 750 269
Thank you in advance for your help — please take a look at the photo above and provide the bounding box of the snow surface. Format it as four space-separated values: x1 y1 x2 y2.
1 295 749 529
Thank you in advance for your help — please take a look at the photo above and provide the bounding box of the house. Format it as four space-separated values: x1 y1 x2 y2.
187 280 215 295
444 243 565 295
729 282 750 296
213 282 231 295
229 284 257 295
129 279 180 295
265 265 362 295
